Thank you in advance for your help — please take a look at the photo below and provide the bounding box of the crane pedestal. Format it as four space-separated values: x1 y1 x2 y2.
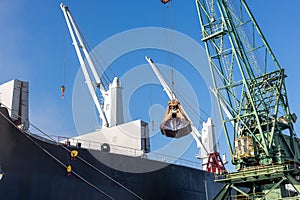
206 151 227 175
214 163 300 199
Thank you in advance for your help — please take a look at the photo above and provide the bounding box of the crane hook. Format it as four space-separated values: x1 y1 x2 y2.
61 85 65 99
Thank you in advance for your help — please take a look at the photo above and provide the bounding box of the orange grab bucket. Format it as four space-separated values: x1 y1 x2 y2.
161 0 171 4
160 99 192 138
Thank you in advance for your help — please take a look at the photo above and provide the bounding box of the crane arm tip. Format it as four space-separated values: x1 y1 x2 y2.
145 56 153 63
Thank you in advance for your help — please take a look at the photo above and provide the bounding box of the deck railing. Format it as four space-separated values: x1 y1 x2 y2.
34 134 201 170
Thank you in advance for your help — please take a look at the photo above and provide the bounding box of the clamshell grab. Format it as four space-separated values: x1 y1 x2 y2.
160 99 192 138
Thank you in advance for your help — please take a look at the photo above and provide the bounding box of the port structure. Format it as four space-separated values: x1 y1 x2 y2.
196 0 300 199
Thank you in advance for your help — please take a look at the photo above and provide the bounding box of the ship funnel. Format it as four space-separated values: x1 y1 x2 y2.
160 99 192 138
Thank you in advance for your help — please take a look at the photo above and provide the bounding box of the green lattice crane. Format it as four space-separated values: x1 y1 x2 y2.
196 0 300 199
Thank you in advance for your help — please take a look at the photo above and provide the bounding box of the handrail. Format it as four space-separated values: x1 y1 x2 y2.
215 161 298 180
145 152 201 170
32 133 201 170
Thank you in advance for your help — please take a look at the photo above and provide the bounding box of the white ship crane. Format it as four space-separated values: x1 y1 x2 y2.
145 56 226 174
60 3 149 156
146 56 207 152
60 3 124 128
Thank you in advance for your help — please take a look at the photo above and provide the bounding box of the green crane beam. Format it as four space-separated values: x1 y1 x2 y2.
196 0 300 199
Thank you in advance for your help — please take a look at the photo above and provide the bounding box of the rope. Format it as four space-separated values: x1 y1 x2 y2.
164 2 176 97
61 18 67 86
161 1 211 129
0 110 114 200
0 104 143 200
31 123 143 200
77 23 115 89
169 2 175 95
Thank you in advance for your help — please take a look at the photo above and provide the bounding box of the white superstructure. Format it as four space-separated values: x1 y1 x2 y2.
0 79 29 130
60 3 150 156
67 120 150 156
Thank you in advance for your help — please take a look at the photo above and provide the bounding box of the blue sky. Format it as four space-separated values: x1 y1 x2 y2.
1 0 300 171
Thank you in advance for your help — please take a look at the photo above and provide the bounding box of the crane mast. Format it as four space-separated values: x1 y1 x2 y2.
196 0 300 199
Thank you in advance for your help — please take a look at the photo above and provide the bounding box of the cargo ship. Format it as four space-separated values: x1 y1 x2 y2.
0 2 226 199
0 79 223 200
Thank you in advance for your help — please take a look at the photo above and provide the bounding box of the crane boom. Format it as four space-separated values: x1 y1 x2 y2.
145 56 208 154
146 56 228 174
145 57 175 101
60 3 109 127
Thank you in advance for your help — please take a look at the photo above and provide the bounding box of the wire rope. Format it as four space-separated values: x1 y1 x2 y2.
0 110 115 200
0 104 143 200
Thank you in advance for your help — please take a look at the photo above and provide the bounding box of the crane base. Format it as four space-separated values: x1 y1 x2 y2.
214 163 300 199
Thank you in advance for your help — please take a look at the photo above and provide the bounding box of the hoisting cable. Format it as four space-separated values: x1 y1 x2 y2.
174 87 210 121
162 1 212 128
149 85 155 132
0 104 143 200
36 127 143 199
161 1 210 128
169 2 175 97
76 22 115 89
30 123 143 200
0 110 115 200
61 10 115 89
162 0 176 98
80 36 110 88
61 18 67 100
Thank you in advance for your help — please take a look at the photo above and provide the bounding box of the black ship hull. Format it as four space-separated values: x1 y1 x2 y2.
0 107 222 200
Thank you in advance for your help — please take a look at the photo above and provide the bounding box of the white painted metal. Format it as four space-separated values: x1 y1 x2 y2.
0 79 29 130
60 4 149 155
0 80 17 120
67 120 150 156
145 56 175 100
60 3 109 127
200 118 216 170
104 77 124 127
145 56 209 155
